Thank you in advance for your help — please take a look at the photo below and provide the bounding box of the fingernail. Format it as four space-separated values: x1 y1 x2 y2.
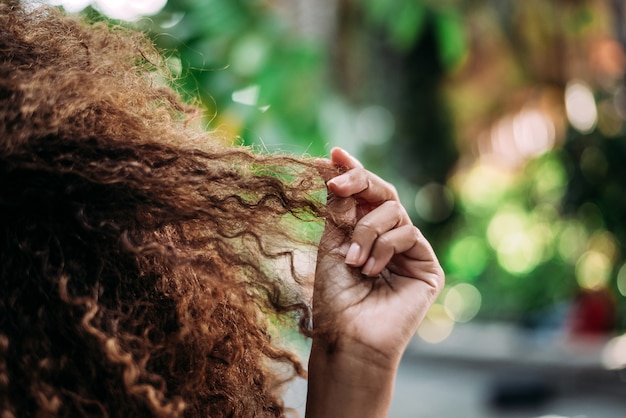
362 257 376 276
345 242 361 266
340 148 363 168
338 147 351 157
328 176 346 188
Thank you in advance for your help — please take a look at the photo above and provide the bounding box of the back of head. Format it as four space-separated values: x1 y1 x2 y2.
0 3 328 417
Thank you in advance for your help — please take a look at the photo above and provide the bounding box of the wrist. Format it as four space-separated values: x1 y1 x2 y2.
305 338 399 418
309 335 402 374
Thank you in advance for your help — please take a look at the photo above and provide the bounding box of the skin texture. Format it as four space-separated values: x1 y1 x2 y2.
317 148 443 359
307 148 444 418
0 3 444 417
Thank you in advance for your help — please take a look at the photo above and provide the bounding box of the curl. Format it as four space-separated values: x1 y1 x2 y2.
0 4 349 418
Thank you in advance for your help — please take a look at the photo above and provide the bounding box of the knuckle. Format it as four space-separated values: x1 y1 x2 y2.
433 264 445 288
412 226 421 239
348 167 370 191
411 225 424 241
376 233 393 249
354 218 377 235
352 167 368 181
421 266 445 302
381 200 403 218
432 267 446 297
384 200 400 210
386 181 399 198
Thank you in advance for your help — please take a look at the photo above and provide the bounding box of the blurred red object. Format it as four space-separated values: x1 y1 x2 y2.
567 288 617 337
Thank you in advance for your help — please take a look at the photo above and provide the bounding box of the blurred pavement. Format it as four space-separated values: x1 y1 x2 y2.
284 322 626 417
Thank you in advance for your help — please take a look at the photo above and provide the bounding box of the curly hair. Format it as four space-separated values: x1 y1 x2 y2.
0 3 343 417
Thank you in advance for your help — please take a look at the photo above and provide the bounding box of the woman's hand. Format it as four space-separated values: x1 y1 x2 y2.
305 147 444 418
314 147 444 363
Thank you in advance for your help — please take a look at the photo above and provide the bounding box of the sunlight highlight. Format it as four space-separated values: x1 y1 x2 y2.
232 85 260 106
46 0 91 13
43 0 167 21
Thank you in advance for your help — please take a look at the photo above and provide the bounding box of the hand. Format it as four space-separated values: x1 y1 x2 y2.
313 147 445 364
306 148 444 418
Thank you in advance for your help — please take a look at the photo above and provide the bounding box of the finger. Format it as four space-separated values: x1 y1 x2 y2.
312 157 356 221
361 226 441 278
313 148 361 184
360 224 422 276
327 167 399 205
345 200 409 267
314 157 341 184
330 147 363 170
326 148 399 205
386 258 445 290
400 226 440 264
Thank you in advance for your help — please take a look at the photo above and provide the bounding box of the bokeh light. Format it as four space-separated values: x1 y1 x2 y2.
230 35 270 77
617 263 626 297
446 236 488 279
444 283 482 323
565 80 598 133
487 206 550 275
479 107 556 169
496 230 542 275
417 304 455 344
557 220 589 264
580 146 608 183
597 99 623 137
602 334 626 370
613 85 626 120
575 250 612 290
512 108 556 158
487 207 526 250
414 182 455 223
354 106 395 146
530 155 568 203
454 163 511 213
529 222 556 263
588 230 619 264
318 100 395 155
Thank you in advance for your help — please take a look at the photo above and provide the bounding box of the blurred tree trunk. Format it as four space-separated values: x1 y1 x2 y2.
330 0 459 185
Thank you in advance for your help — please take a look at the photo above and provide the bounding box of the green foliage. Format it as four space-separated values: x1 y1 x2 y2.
362 0 427 50
135 0 626 330
361 0 466 69
433 9 466 70
146 0 330 156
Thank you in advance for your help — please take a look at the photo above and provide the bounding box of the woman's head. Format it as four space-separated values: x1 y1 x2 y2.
0 4 340 417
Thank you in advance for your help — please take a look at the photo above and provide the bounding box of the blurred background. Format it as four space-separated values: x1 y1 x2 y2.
40 0 626 416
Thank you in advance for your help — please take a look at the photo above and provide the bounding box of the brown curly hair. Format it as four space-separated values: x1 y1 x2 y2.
0 3 343 417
